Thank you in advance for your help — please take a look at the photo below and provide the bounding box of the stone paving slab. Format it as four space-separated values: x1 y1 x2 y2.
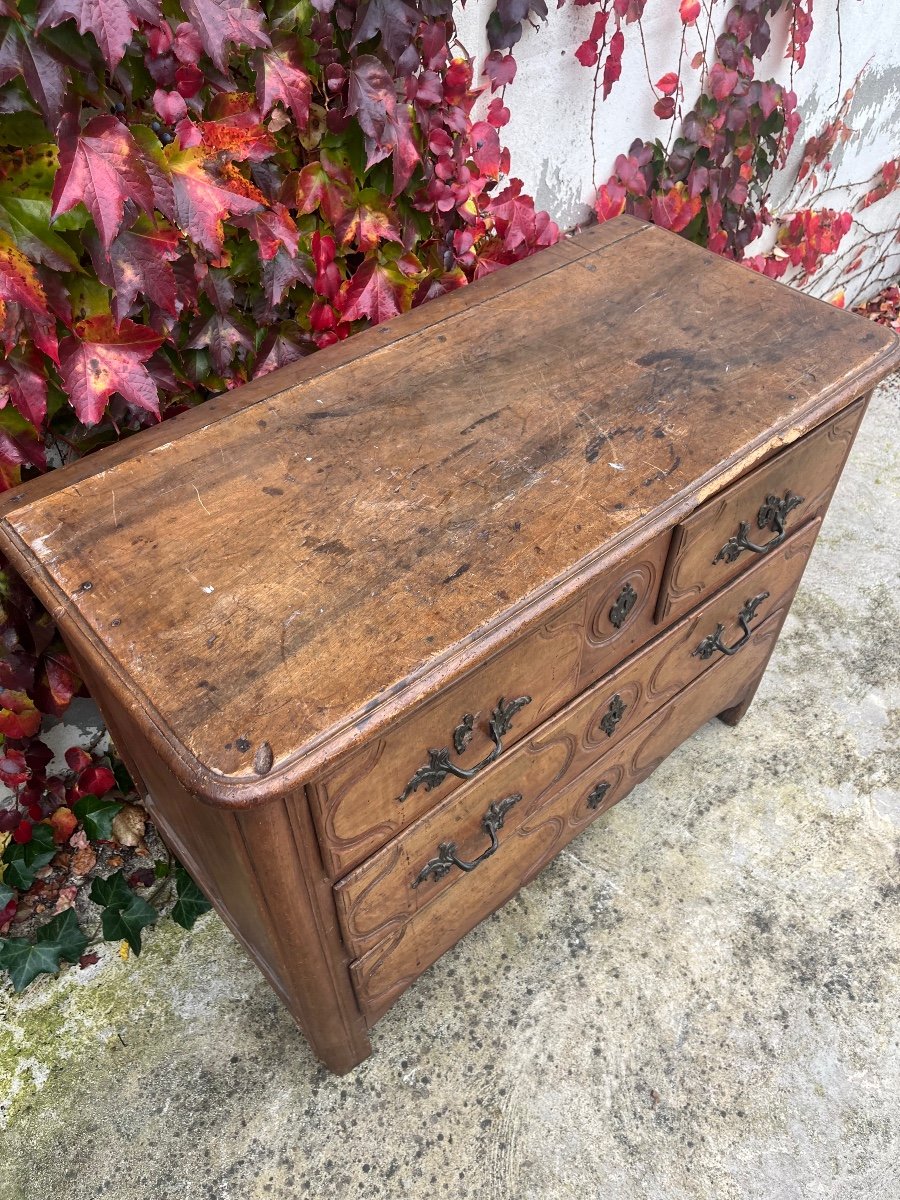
1 376 898 1200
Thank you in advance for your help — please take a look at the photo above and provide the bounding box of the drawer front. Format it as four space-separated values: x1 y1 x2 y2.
310 530 670 878
348 610 785 1024
335 518 819 962
656 396 866 625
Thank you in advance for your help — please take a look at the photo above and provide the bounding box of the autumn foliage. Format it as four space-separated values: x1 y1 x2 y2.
0 0 558 959
0 0 557 473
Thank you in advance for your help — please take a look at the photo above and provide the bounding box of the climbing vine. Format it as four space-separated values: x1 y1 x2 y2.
490 0 898 291
0 0 559 988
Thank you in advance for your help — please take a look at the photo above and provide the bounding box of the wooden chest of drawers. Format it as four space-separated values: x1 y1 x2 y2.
1 216 896 1073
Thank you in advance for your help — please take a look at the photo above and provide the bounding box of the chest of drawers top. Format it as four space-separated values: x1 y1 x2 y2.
0 215 896 803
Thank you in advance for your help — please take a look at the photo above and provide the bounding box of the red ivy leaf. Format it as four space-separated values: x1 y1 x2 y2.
168 146 264 256
90 224 181 324
710 63 739 100
679 0 701 23
602 30 625 99
33 644 82 716
0 747 28 787
187 310 254 374
36 0 162 72
486 178 538 252
0 19 67 129
58 316 164 426
75 764 116 796
349 0 420 66
201 108 275 163
51 115 155 250
483 50 516 92
335 194 401 253
260 248 314 310
256 46 312 131
282 162 352 225
0 346 48 426
656 72 679 96
231 203 299 260
0 687 41 738
340 258 404 324
347 53 396 145
49 805 78 843
0 231 49 316
594 181 626 223
179 0 270 72
0 426 46 487
153 88 188 125
650 182 702 233
252 326 305 378
574 40 598 68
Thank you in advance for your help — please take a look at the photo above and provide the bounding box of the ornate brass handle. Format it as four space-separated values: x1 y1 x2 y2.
692 592 770 660
714 490 804 565
396 696 532 803
411 794 522 888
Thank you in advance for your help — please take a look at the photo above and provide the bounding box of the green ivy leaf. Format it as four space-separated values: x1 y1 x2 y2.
0 881 15 908
0 909 88 991
112 758 134 795
88 869 133 909
73 793 123 841
0 938 61 991
90 869 157 954
1 821 57 892
171 866 212 930
37 908 88 964
99 892 157 955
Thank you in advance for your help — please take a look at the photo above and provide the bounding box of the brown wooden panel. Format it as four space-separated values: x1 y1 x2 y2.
349 611 785 1024
310 593 587 878
0 224 895 807
335 517 819 960
578 527 671 688
656 397 866 624
311 528 670 878
47 617 371 1075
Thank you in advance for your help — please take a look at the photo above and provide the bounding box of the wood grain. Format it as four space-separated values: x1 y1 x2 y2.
0 222 895 806
656 396 866 623
349 611 786 1023
311 527 671 878
334 518 819 959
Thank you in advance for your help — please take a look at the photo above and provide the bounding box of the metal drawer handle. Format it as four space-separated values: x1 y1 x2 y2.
692 592 770 660
714 490 804 565
411 793 522 888
600 693 627 737
586 780 611 810
396 695 532 804
609 582 637 628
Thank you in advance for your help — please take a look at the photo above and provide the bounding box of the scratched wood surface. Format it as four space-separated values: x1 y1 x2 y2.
348 613 786 1024
656 397 866 623
333 518 819 958
0 216 896 801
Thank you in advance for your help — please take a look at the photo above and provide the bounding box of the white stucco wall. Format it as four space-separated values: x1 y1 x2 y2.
456 0 900 304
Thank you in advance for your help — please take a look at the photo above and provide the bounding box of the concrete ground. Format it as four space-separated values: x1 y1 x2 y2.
1 376 899 1200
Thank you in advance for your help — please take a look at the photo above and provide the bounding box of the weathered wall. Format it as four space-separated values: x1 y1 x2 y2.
456 0 900 304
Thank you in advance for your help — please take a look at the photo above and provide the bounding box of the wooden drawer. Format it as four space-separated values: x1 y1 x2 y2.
347 607 786 1024
335 518 819 963
310 530 670 878
656 397 866 624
